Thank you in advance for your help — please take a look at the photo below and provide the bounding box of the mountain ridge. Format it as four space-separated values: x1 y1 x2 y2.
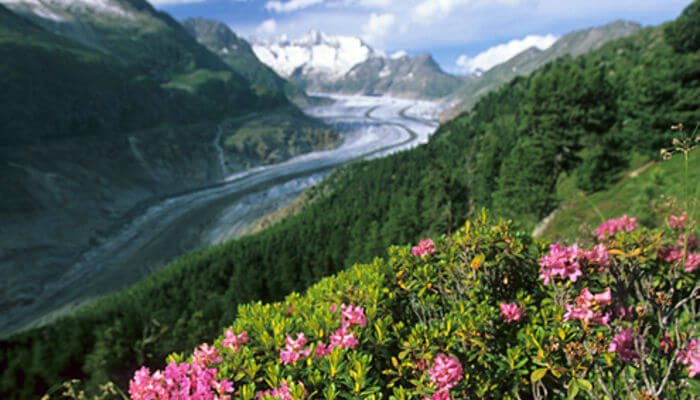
252 30 464 99
181 17 311 105
442 19 642 119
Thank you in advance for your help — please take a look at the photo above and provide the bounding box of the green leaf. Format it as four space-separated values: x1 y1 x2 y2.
576 378 592 392
567 379 579 399
531 368 547 383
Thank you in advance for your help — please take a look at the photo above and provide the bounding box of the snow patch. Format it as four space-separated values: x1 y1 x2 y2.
378 65 391 78
390 50 407 59
0 0 134 20
252 30 376 80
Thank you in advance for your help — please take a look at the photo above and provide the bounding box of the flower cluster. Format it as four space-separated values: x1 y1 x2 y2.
538 243 584 284
426 354 463 400
538 242 612 284
586 243 610 268
280 333 312 365
676 339 700 378
658 234 700 272
609 329 643 363
280 304 365 365
257 381 305 400
129 359 233 400
668 212 687 230
329 327 359 349
340 303 367 328
564 288 612 327
596 215 639 239
222 329 248 352
314 343 332 359
193 343 223 367
499 303 526 323
412 239 436 258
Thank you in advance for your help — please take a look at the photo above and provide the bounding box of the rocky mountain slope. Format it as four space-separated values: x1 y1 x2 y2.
0 0 338 330
181 17 311 105
442 20 642 118
252 31 462 99
324 52 464 99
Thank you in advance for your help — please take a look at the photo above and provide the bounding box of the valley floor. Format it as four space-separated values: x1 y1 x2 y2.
0 95 443 338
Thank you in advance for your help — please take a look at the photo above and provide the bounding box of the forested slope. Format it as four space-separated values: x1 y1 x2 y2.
1 2 698 398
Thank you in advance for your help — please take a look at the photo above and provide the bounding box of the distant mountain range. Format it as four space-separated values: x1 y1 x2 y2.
442 20 642 118
249 21 640 104
251 31 463 99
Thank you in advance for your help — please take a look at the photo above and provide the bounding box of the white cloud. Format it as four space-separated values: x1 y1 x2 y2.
357 0 394 7
229 0 688 70
256 19 277 36
390 50 407 59
149 0 206 4
413 0 466 22
361 12 395 45
265 0 324 12
456 33 558 73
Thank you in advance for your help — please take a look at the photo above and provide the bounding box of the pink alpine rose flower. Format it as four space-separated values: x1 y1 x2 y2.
193 343 222 367
280 333 312 365
609 329 642 363
329 327 358 349
499 303 526 323
427 391 451 400
538 242 584 284
427 354 463 392
564 288 612 327
585 243 610 268
676 339 700 378
412 239 436 258
222 329 248 352
129 360 233 400
340 303 367 328
314 342 332 359
596 215 638 239
685 253 700 272
257 381 306 400
668 211 687 230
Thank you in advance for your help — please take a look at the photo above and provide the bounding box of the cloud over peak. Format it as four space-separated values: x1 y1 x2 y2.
456 33 558 73
266 0 324 13
361 12 395 46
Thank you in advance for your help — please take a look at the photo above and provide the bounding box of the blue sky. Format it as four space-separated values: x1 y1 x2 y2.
154 0 692 73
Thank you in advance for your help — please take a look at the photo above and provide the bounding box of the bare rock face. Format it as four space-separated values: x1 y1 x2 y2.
252 31 464 100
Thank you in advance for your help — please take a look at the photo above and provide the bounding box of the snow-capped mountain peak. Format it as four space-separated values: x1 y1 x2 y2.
0 0 135 21
252 31 377 80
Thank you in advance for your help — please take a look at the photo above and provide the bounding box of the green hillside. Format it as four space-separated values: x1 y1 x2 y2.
0 1 338 348
181 17 309 105
0 2 287 144
1 2 698 399
0 4 185 144
540 143 699 241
